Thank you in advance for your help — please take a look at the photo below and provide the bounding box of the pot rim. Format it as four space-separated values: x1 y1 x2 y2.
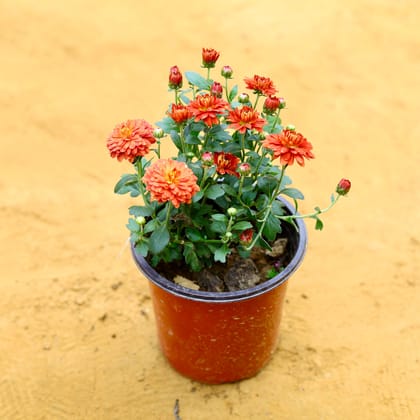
131 197 307 303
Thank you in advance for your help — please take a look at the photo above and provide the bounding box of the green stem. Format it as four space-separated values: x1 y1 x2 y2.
278 194 341 221
225 78 230 102
241 133 246 161
253 94 261 109
245 165 287 251
164 201 173 227
135 159 148 206
207 67 211 80
269 108 281 133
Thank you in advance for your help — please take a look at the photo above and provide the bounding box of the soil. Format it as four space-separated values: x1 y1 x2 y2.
1 1 419 419
157 237 292 292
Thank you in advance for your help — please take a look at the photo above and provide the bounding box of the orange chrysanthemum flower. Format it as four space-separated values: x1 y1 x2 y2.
107 119 156 162
244 75 277 96
143 159 200 208
168 103 192 124
263 129 315 167
227 106 266 134
214 152 240 178
187 94 228 127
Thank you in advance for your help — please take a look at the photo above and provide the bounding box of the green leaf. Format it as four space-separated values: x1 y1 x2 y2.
126 218 140 233
205 184 225 200
257 176 278 195
183 243 202 271
281 188 304 200
144 219 158 234
192 190 204 203
185 71 212 90
114 174 140 197
156 117 177 133
262 213 281 241
271 200 286 216
232 221 253 231
228 85 238 102
135 241 149 257
214 245 230 263
210 221 227 234
129 206 152 217
186 227 204 242
211 213 228 222
149 225 170 254
315 218 324 231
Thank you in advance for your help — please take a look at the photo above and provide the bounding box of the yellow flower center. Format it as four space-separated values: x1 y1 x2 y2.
120 126 133 138
165 168 180 184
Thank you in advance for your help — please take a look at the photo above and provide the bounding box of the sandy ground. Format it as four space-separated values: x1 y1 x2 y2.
1 0 419 418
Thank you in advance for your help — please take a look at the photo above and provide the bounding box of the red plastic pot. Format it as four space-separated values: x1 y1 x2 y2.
131 198 307 384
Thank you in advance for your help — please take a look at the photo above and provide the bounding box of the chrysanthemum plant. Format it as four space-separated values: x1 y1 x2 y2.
107 48 351 273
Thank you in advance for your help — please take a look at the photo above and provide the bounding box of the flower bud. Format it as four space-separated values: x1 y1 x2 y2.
153 128 165 139
186 152 195 159
239 228 253 245
279 97 286 109
221 65 233 78
336 178 351 196
227 207 237 217
210 81 223 98
286 124 296 131
224 232 233 239
238 93 250 104
202 48 220 68
136 216 146 225
202 151 213 166
168 65 183 89
238 162 251 176
263 95 280 114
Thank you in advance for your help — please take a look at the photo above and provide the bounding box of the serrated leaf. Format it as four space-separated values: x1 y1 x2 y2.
135 241 149 257
126 218 140 232
214 245 230 263
114 174 140 197
262 213 281 241
281 188 304 200
271 200 286 216
183 243 202 271
149 225 170 254
129 206 153 217
205 184 225 200
185 71 212 90
156 117 177 133
232 221 253 231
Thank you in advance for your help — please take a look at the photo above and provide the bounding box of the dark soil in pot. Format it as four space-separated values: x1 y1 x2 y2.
151 234 293 292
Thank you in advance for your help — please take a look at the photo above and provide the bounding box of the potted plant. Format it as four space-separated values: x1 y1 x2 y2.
106 48 351 384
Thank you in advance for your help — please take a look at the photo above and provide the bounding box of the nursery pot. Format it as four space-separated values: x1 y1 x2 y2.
131 198 307 384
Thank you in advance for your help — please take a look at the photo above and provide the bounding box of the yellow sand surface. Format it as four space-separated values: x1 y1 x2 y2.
1 0 419 418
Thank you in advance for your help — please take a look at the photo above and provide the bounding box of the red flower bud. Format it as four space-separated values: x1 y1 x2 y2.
210 81 223 98
168 65 183 89
202 48 220 68
201 151 213 165
221 65 233 78
239 228 254 245
238 162 251 176
336 178 351 196
263 95 281 114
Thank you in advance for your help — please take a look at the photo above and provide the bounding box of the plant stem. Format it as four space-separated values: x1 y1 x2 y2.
253 94 261 109
245 165 287 251
269 108 281 133
278 194 341 221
